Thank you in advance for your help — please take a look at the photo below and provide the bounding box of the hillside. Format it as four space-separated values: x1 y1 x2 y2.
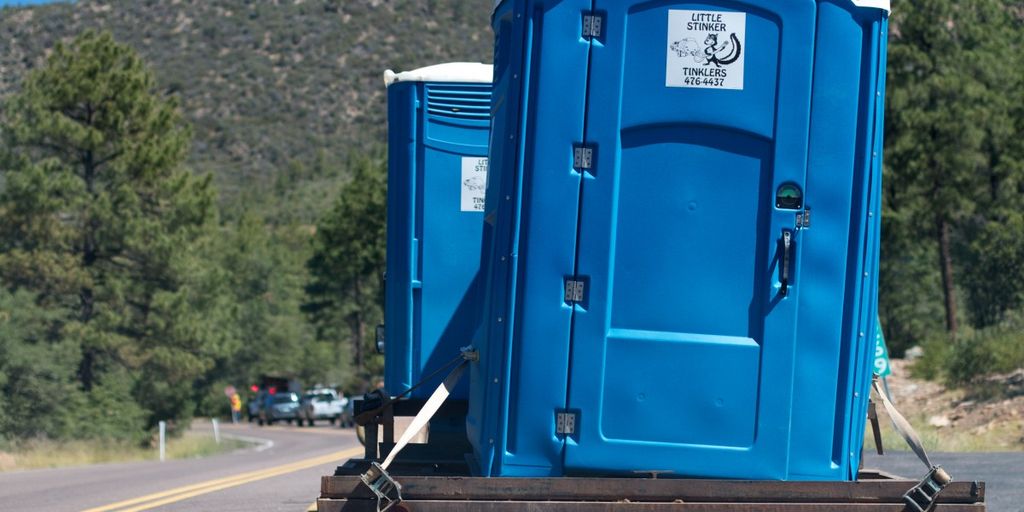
0 0 492 216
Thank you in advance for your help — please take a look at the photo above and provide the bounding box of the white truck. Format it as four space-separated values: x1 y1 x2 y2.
298 388 348 426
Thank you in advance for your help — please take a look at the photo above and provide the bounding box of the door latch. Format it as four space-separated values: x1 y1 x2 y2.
780 230 792 297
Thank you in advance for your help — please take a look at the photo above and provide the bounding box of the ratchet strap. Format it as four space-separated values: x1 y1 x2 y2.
360 348 475 512
871 376 952 512
354 352 467 426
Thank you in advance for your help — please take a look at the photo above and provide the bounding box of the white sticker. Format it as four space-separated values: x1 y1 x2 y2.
460 157 488 212
666 10 746 90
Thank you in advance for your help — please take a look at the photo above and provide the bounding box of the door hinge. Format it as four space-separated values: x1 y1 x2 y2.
556 410 578 435
564 279 586 304
582 12 604 40
573 145 595 172
796 208 811 229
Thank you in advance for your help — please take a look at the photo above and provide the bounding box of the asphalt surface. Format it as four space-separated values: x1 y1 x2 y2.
1 424 1020 512
864 450 1024 512
0 422 360 512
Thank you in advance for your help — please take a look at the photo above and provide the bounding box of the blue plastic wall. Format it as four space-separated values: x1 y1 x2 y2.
468 0 888 480
385 79 492 400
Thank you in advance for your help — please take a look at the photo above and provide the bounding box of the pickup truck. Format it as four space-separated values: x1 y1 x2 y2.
298 389 348 426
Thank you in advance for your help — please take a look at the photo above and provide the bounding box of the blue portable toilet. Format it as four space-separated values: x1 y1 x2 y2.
468 0 889 481
383 62 493 400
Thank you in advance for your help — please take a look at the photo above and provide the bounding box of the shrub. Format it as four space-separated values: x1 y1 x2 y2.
915 311 1024 387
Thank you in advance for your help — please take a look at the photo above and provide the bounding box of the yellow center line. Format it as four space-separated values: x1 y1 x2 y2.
81 457 328 512
81 446 362 512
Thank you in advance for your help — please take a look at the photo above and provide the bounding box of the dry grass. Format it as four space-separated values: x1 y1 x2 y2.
866 359 1024 453
866 410 1024 453
0 431 250 472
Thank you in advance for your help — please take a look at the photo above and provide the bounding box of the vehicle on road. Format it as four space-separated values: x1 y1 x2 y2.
341 395 355 428
298 389 348 426
258 392 300 425
246 391 267 422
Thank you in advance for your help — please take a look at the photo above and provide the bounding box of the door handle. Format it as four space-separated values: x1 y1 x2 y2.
780 230 792 297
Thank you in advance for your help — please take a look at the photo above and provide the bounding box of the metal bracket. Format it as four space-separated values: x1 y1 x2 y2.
868 400 883 455
360 462 403 512
375 324 386 354
573 145 595 172
556 411 578 435
796 208 811 229
564 279 586 304
582 12 604 40
904 466 952 512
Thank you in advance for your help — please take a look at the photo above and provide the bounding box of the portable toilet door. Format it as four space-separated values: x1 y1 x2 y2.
383 62 493 401
469 0 888 480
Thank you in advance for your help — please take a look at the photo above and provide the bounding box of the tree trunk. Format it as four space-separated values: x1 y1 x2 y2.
78 348 95 392
79 145 98 390
350 279 365 380
936 216 958 335
352 310 364 377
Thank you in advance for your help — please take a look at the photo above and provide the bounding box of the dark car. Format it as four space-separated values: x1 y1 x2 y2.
258 392 300 425
247 390 268 422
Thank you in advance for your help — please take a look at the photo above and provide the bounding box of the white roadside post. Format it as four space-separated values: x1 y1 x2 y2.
212 418 221 444
158 420 166 462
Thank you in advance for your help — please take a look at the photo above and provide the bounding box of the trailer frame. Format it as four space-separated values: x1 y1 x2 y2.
319 465 984 512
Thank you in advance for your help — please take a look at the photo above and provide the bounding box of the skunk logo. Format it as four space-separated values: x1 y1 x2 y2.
702 33 741 67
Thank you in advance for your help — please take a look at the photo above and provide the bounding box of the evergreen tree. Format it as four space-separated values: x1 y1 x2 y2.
960 212 1024 327
958 4 1024 328
0 289 89 440
305 151 386 391
214 214 324 389
884 0 1021 336
0 31 217 432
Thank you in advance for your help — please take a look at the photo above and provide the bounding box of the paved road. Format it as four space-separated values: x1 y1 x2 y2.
0 422 361 512
864 451 1024 512
2 425 1018 512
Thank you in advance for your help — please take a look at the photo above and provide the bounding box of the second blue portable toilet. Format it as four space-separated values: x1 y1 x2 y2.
383 62 493 400
468 0 889 481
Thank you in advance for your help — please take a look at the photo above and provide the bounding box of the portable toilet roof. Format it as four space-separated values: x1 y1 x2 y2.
384 62 493 87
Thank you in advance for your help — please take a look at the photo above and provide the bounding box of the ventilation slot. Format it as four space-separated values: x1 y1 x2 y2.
426 84 491 120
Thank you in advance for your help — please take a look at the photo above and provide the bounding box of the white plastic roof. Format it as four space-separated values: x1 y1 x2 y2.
491 0 888 14
383 62 493 87
851 0 890 11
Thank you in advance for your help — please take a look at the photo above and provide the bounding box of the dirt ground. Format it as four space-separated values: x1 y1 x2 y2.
876 359 1024 452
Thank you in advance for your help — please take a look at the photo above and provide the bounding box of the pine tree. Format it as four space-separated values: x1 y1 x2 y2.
0 31 217 430
884 0 1021 335
0 288 86 440
212 214 323 389
305 150 386 390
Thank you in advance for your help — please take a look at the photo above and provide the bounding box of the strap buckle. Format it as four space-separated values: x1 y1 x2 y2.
360 461 403 512
904 466 952 512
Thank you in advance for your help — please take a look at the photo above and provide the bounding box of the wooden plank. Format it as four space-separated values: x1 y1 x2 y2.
318 499 985 512
321 476 983 504
363 422 378 460
857 470 902 480
382 401 395 446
